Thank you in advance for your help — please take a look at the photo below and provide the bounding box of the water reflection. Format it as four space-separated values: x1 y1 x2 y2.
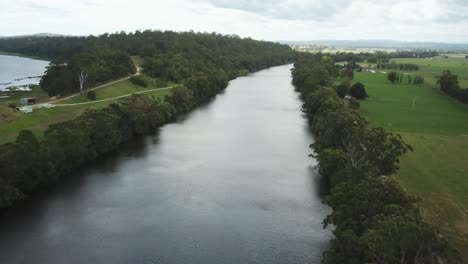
0 64 331 264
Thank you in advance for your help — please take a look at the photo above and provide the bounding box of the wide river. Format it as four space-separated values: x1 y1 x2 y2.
0 64 331 264
0 54 49 90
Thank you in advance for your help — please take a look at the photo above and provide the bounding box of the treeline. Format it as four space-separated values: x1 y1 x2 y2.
387 72 425 85
0 94 177 208
438 70 468 104
40 49 136 96
334 50 438 63
0 31 294 208
0 31 293 96
378 62 419 71
292 55 459 264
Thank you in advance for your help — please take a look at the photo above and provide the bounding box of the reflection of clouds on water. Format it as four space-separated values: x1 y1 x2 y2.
0 55 49 91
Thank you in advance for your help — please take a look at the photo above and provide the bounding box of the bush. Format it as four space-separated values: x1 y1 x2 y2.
336 83 350 98
87 91 96 101
350 82 368 100
130 76 148 87
155 78 168 88
8 103 17 109
348 98 360 109
387 71 398 83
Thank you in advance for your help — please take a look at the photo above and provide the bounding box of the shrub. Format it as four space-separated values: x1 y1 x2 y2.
348 98 360 109
336 83 350 98
8 103 17 109
87 91 96 101
350 82 368 100
387 71 398 84
130 76 148 87
155 78 168 88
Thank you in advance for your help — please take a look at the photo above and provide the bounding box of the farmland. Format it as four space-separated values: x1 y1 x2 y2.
354 68 468 260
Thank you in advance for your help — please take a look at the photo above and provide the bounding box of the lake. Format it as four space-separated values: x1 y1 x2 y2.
0 64 331 264
0 54 49 91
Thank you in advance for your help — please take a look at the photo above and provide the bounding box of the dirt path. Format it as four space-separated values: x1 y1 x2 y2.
47 66 142 104
53 86 174 107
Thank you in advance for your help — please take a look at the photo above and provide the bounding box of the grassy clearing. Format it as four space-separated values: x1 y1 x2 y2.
357 72 468 135
0 79 173 144
363 56 468 87
0 86 50 107
355 71 468 260
59 79 173 104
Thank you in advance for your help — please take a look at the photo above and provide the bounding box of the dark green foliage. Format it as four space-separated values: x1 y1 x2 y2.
333 51 437 64
336 82 350 98
350 82 368 99
339 68 354 80
292 57 460 264
378 62 419 71
387 71 399 83
87 91 96 101
0 31 293 209
438 70 468 104
348 98 360 109
40 50 136 96
166 86 194 113
8 103 16 109
407 74 413 84
129 76 148 87
0 31 293 96
413 75 425 84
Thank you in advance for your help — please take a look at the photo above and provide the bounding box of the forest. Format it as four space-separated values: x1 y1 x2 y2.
292 54 460 264
0 31 294 208
0 31 293 97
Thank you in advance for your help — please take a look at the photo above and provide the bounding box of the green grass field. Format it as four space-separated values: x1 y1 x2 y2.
354 71 468 260
363 55 468 87
0 79 173 144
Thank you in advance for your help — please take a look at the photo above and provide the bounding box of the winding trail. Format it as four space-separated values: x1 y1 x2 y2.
49 66 142 104
53 86 174 107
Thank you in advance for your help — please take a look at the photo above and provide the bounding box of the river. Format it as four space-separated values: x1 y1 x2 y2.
0 64 331 264
0 54 49 91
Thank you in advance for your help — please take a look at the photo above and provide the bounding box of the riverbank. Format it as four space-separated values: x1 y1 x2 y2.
0 51 49 61
292 55 460 263
0 58 293 208
354 70 468 261
0 64 330 264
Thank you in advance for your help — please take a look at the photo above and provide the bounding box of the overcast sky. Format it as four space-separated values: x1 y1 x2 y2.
1 0 468 42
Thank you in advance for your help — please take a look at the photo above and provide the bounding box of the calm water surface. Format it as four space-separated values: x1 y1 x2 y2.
0 54 49 90
0 64 331 264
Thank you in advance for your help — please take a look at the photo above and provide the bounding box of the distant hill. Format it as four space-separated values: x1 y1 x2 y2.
0 33 69 39
282 39 468 51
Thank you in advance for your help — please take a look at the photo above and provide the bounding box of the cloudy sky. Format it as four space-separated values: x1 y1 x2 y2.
1 0 468 42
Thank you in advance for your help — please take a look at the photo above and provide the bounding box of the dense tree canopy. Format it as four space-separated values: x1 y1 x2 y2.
438 70 468 104
0 31 295 209
0 31 293 97
292 54 459 264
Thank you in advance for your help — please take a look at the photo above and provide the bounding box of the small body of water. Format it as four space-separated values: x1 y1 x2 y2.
0 64 331 264
0 54 49 91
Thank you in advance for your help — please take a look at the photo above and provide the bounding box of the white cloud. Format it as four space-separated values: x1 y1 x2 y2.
0 0 467 42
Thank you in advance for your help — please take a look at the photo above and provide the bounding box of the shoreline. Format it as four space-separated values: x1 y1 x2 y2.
0 51 50 62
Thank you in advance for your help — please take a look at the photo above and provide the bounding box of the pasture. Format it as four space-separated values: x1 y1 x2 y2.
371 55 468 87
354 71 468 260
